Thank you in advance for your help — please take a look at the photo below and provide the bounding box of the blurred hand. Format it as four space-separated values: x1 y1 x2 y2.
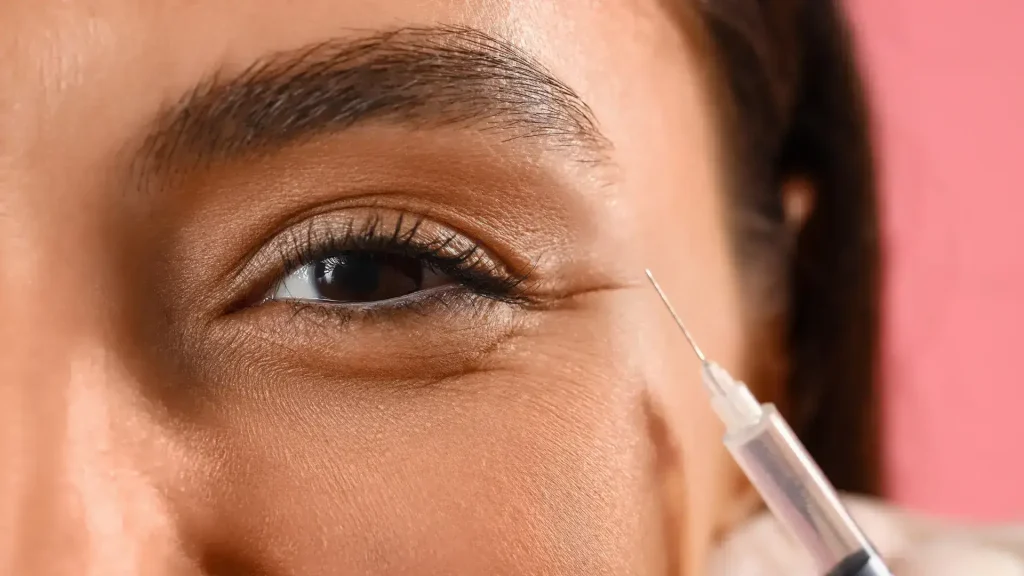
707 495 1024 575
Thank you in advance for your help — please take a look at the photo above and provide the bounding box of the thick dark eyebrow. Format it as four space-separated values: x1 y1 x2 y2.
137 25 611 175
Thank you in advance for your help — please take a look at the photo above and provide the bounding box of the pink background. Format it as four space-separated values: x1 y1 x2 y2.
846 1 1024 520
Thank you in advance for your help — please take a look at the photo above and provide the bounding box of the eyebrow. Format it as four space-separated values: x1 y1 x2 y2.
136 25 612 175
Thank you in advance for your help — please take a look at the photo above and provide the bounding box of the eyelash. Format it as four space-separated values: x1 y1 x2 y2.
260 212 535 312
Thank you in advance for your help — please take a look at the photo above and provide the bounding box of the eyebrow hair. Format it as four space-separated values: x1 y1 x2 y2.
137 25 612 175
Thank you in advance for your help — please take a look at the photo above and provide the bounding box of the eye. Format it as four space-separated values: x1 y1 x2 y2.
271 251 453 304
241 210 536 316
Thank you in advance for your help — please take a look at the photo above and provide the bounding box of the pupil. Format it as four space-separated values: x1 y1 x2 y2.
313 252 423 302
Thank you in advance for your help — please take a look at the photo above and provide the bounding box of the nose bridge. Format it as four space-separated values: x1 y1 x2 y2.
0 6 193 570
0 334 179 574
0 223 184 574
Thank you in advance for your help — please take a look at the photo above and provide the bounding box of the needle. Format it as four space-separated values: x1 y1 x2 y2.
644 269 707 363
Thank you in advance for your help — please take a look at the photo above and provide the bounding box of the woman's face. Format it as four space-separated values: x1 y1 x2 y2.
0 0 751 573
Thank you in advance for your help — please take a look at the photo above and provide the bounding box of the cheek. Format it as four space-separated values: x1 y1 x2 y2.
169 298 660 575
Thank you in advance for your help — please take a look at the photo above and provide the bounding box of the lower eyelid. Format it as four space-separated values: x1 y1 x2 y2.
217 290 527 382
266 284 481 329
273 281 463 309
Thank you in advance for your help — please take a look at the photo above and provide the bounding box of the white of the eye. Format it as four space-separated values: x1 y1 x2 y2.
271 264 320 301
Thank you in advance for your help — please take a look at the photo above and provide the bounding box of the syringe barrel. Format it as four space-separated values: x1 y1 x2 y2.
723 404 878 571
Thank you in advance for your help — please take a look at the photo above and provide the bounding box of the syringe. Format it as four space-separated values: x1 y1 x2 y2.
645 270 893 576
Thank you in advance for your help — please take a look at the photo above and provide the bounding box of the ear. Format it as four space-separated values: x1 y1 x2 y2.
715 177 818 535
782 176 816 235
737 175 818 414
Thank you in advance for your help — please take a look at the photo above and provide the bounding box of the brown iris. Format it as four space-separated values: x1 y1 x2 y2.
313 252 428 303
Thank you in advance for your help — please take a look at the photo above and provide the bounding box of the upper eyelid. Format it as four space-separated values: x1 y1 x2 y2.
276 213 493 274
233 209 471 280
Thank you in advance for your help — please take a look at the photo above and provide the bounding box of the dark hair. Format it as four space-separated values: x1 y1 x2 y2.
689 0 882 493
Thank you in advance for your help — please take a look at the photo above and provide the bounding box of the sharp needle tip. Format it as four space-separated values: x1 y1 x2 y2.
644 269 707 362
